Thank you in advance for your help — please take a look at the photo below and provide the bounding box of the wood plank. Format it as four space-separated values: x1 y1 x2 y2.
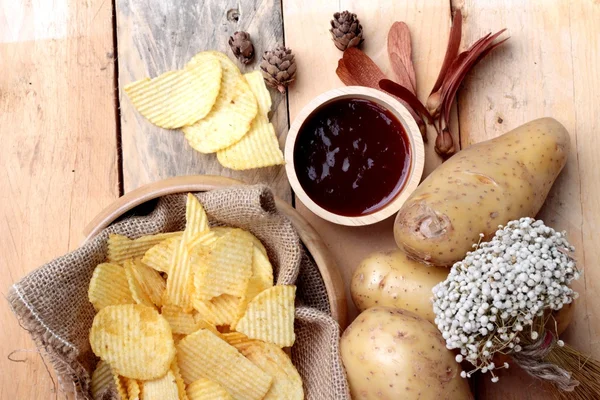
116 0 291 201
0 0 119 398
453 0 595 398
283 0 457 320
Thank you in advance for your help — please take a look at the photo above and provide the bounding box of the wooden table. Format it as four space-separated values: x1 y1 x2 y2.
1 0 598 399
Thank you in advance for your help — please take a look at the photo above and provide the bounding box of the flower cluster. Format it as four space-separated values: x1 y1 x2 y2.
432 217 580 380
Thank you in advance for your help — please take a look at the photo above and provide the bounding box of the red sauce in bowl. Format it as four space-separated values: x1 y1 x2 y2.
293 98 411 217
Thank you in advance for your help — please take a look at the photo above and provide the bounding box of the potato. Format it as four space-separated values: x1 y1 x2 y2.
394 118 570 266
351 250 448 323
341 307 472 400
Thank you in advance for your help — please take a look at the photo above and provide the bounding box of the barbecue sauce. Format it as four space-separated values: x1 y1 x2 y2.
294 98 411 217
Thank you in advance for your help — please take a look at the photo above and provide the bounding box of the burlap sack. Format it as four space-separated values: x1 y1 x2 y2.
8 185 350 400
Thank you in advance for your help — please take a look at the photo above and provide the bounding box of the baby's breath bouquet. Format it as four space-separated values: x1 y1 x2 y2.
433 217 600 398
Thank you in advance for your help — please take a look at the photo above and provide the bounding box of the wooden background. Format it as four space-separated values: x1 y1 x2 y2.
1 0 598 399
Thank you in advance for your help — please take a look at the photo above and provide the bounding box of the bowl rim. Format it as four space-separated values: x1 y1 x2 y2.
82 175 348 328
284 86 425 226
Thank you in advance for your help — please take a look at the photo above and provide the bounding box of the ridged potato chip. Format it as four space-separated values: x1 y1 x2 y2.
131 259 166 307
141 370 180 400
193 230 253 301
124 259 155 308
231 248 274 329
124 58 222 129
162 305 199 335
244 71 272 115
217 116 284 170
170 358 189 400
183 52 258 153
126 378 141 400
183 194 210 239
88 263 134 311
236 285 296 347
187 230 219 252
142 237 180 274
166 194 210 310
192 294 239 326
91 360 113 400
177 329 272 399
220 332 261 352
211 227 267 256
241 342 304 400
192 313 219 334
112 369 128 400
216 70 281 170
187 378 232 400
90 304 175 380
108 232 182 264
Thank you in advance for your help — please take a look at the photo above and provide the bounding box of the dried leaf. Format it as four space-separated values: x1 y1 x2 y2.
439 30 508 126
336 48 426 138
335 59 361 86
387 22 417 94
430 10 463 95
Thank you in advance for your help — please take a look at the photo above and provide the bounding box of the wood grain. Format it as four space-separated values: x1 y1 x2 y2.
283 0 458 319
0 0 119 399
116 0 291 201
453 0 597 397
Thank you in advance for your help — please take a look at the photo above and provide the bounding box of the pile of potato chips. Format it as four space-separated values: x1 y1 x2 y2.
88 194 302 400
124 51 284 171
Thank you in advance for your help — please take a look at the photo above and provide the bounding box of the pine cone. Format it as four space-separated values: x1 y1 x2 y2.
330 11 364 51
260 46 297 93
228 31 254 64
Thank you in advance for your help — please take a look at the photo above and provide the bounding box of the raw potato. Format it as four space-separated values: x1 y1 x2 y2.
394 118 570 266
340 307 472 400
351 250 448 323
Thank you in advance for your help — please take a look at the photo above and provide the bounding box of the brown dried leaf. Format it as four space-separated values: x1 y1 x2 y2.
440 29 508 125
335 59 361 86
387 22 416 94
430 10 463 95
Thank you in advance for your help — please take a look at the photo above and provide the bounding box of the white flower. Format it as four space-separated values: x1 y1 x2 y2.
432 217 580 382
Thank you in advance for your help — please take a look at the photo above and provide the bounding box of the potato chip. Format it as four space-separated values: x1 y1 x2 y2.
183 194 210 240
131 259 166 307
165 195 210 310
235 285 296 347
211 227 267 256
142 237 180 274
177 329 272 399
216 116 284 170
141 370 180 400
241 342 304 400
244 71 272 116
124 259 155 308
170 358 189 400
90 304 175 380
187 378 232 400
91 360 113 400
220 332 261 352
187 230 217 252
193 230 253 301
231 248 274 329
192 294 239 326
88 263 134 311
108 232 182 264
124 58 222 129
112 369 128 400
126 378 141 400
183 52 258 153
192 313 219 334
161 305 199 334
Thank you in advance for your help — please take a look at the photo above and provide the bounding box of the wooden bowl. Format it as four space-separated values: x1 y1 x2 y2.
284 86 425 226
83 175 348 328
